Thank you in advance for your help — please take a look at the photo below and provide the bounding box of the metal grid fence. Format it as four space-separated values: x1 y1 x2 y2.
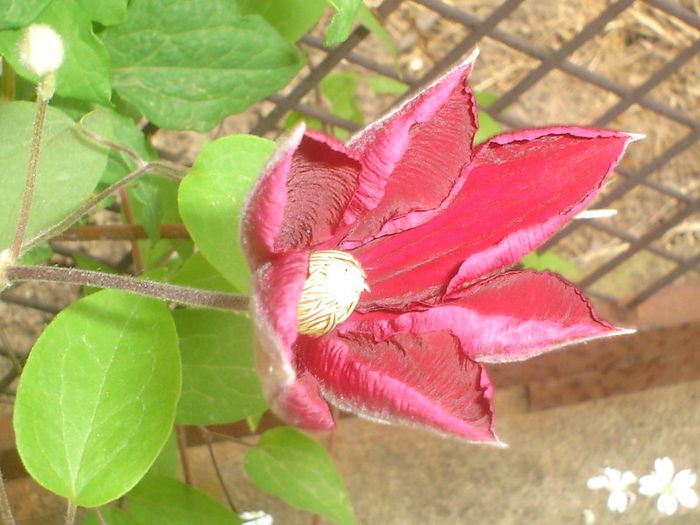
250 0 700 311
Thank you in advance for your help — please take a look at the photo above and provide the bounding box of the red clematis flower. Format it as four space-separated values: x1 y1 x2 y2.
241 51 639 443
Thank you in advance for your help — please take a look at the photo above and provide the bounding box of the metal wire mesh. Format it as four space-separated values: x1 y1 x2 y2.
250 0 700 311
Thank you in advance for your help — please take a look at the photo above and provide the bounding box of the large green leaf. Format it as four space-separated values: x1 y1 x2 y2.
174 309 267 425
13 290 181 506
102 0 304 131
0 0 51 29
238 0 326 43
0 102 108 251
0 0 112 103
84 508 139 525
245 428 356 525
126 476 241 525
145 430 178 479
78 0 127 26
170 252 237 294
325 0 361 46
178 134 276 292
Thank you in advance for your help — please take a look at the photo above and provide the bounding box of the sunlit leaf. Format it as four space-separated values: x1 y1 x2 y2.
238 0 326 42
14 290 181 506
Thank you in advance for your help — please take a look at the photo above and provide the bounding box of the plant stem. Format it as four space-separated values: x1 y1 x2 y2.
0 463 16 525
199 427 238 513
10 96 48 262
0 328 22 376
22 163 183 252
5 266 249 311
95 507 107 525
65 501 77 525
118 187 143 274
1 60 15 102
176 426 192 485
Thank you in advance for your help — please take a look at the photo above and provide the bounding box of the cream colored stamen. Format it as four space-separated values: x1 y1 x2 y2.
297 250 369 335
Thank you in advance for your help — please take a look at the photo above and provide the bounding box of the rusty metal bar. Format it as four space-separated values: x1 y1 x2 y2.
408 0 700 129
411 0 527 95
487 0 635 114
628 252 700 308
641 0 700 29
593 39 700 127
540 127 700 251
251 0 403 136
578 200 700 288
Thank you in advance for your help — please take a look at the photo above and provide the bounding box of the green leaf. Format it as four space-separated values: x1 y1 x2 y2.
17 242 51 265
78 0 127 26
178 134 276 292
238 0 326 43
174 309 267 425
0 0 112 103
245 428 356 525
325 0 361 46
170 252 237 293
320 72 363 125
357 5 397 61
475 91 499 107
365 75 408 96
0 0 51 29
146 430 179 479
285 111 323 133
521 251 581 280
84 508 139 525
474 111 501 145
126 476 241 525
0 102 109 251
13 290 181 506
102 0 305 131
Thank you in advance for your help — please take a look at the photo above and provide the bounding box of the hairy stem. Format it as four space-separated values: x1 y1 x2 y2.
22 162 183 252
10 96 48 261
54 224 190 242
5 266 249 311
65 501 76 525
0 463 16 525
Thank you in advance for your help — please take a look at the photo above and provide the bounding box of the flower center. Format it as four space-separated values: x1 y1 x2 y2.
297 250 369 335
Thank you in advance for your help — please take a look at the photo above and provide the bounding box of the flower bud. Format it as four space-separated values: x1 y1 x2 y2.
0 249 12 291
17 23 64 78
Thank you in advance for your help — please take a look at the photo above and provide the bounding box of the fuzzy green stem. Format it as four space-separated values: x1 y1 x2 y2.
5 265 249 311
65 501 76 525
10 96 48 262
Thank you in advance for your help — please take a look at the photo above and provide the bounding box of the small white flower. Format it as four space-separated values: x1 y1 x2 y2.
639 457 698 516
17 23 64 77
587 467 637 513
239 510 273 525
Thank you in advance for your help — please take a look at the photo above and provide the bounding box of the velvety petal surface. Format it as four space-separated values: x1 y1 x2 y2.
339 52 479 243
242 125 360 268
250 250 334 430
351 128 636 310
296 330 497 442
341 270 630 363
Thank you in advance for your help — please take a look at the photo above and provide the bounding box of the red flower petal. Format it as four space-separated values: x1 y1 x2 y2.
296 330 497 442
352 128 636 310
339 52 479 243
242 125 360 268
342 270 632 363
251 250 335 430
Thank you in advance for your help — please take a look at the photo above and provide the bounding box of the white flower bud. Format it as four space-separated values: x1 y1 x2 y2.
17 23 64 78
0 249 13 291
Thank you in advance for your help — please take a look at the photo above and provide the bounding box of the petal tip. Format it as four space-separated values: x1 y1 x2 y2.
626 132 647 143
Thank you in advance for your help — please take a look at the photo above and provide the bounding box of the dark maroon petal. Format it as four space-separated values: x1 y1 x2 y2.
251 250 335 430
341 270 633 363
351 128 638 310
241 125 360 268
296 331 498 442
339 52 478 243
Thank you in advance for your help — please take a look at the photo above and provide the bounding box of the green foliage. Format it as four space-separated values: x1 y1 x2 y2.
102 0 305 131
0 102 108 251
126 476 241 525
174 309 268 425
0 0 51 29
245 428 356 525
325 0 362 46
238 0 326 43
83 508 139 525
178 134 276 292
521 251 581 281
146 430 179 479
0 0 112 103
474 91 502 145
13 290 181 506
78 0 127 26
